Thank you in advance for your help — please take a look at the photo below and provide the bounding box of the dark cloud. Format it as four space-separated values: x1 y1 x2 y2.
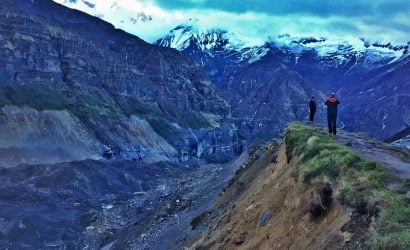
143 0 409 41
149 0 408 18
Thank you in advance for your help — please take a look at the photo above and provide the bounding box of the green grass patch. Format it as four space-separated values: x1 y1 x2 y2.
370 191 410 249
285 123 410 249
5 84 70 110
3 84 119 117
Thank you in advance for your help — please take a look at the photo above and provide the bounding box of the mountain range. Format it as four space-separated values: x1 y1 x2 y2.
53 0 410 140
157 24 410 140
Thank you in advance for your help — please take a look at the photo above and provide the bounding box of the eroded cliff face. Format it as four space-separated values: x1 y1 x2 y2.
0 105 103 168
190 143 364 250
0 0 243 165
186 123 410 250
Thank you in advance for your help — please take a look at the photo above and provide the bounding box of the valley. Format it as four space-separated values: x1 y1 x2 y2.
0 0 409 249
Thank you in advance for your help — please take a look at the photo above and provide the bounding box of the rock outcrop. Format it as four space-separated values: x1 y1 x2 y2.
0 105 103 168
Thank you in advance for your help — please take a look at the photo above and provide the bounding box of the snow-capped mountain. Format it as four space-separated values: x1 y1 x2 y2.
157 23 409 90
158 23 408 66
157 24 410 140
157 24 269 64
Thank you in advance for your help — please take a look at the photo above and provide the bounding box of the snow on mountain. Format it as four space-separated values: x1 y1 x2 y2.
53 0 409 63
54 0 154 24
156 23 410 140
271 35 407 66
157 21 408 68
52 0 185 42
157 23 268 64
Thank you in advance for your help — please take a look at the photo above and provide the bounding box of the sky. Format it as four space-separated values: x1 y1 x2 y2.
55 0 410 44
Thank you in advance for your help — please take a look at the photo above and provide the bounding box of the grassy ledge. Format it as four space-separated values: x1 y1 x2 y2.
284 123 410 249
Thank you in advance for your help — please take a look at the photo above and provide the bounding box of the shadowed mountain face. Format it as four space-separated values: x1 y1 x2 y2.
223 55 326 139
0 0 243 165
338 58 410 139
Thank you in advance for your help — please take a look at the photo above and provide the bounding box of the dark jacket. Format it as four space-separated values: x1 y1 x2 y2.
309 100 316 111
325 97 340 115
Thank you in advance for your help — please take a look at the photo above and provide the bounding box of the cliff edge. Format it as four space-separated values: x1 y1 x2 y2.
187 123 410 249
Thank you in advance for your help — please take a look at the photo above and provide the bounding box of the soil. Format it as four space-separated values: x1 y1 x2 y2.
188 144 366 250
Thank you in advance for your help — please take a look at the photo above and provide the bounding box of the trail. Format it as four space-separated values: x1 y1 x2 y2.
308 123 410 185
335 130 410 179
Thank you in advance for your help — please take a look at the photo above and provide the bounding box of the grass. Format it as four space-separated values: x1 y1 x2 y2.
3 84 119 117
285 123 410 249
5 84 70 110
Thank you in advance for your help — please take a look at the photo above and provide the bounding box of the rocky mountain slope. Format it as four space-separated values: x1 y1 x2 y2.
186 124 410 249
339 57 410 139
0 0 243 166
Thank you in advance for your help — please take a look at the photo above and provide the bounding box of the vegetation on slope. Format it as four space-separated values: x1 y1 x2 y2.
1 84 119 117
285 123 410 249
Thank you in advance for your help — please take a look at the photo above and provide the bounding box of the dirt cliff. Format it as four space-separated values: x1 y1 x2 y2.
187 124 410 249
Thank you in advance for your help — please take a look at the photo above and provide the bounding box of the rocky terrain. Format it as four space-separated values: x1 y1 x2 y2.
0 154 249 249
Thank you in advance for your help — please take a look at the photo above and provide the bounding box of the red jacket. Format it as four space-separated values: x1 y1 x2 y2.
325 97 340 115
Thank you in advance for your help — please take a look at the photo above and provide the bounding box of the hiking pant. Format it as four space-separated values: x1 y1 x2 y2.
327 113 337 135
309 109 316 122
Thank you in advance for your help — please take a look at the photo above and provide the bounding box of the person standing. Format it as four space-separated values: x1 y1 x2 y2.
325 92 340 135
309 97 317 123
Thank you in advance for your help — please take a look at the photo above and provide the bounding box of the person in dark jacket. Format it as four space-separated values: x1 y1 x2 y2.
309 97 317 123
325 92 340 135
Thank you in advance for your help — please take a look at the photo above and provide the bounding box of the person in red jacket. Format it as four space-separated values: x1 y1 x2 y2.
325 92 340 135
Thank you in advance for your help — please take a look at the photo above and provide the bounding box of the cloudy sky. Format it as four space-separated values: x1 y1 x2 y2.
55 0 410 44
